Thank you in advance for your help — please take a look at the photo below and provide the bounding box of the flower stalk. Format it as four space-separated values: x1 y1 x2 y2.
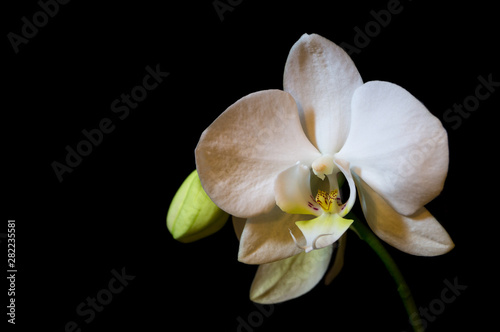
348 213 423 332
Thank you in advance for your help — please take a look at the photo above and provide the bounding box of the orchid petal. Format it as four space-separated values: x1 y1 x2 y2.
250 246 333 304
337 81 449 216
238 206 311 264
354 171 454 256
196 90 321 218
283 33 363 155
274 162 322 216
294 213 353 252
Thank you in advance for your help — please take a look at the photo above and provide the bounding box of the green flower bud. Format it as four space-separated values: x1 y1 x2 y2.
167 170 229 243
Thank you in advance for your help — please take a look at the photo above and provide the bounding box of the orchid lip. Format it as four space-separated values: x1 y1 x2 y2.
273 161 355 253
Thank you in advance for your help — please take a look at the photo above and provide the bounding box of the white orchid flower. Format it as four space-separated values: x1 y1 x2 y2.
195 33 454 303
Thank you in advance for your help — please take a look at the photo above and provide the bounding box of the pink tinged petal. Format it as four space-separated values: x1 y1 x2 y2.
238 206 311 264
293 213 353 253
196 90 321 218
283 33 363 155
274 162 322 216
337 81 449 216
250 245 333 304
354 172 454 256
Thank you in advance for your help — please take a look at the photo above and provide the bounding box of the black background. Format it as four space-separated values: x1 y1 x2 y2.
4 0 499 331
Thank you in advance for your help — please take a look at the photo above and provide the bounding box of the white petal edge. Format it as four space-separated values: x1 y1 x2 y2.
336 81 449 216
353 171 454 256
333 157 356 217
283 33 363 155
196 89 321 218
250 245 333 304
238 206 311 264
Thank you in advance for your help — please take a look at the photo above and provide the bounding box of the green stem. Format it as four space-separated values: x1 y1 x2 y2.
348 213 423 332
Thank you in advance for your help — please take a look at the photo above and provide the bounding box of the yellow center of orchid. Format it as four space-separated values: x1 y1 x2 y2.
315 190 339 213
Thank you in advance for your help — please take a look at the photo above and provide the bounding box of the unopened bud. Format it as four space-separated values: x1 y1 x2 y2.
167 170 229 243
